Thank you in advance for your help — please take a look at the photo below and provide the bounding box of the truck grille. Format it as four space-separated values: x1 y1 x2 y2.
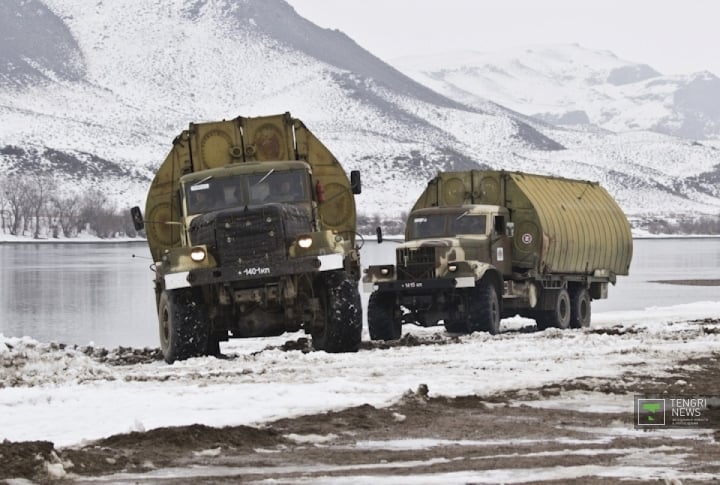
189 206 309 266
396 247 436 280
214 210 284 265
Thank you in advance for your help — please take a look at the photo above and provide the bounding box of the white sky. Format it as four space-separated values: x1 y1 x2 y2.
286 0 719 76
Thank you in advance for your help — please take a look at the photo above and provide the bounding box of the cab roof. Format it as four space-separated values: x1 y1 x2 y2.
180 161 312 184
410 204 504 216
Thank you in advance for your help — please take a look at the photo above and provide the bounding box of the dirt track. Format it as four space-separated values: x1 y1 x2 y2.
2 338 719 483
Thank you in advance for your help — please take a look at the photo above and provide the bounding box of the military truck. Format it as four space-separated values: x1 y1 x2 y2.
363 170 633 339
131 113 363 362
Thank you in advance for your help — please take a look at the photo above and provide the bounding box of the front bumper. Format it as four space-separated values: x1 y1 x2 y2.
163 253 344 290
363 276 475 294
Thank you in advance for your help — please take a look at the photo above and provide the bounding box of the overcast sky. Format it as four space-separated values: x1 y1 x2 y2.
286 0 718 76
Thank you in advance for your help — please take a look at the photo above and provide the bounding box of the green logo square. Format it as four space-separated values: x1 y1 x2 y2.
638 398 666 426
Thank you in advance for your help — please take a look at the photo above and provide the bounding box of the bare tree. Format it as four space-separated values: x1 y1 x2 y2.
27 175 55 239
78 189 130 238
0 174 138 239
3 175 32 236
50 194 82 238
0 178 7 233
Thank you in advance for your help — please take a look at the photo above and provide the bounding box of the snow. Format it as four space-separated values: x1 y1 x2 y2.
1 301 718 450
392 44 719 138
3 3 720 225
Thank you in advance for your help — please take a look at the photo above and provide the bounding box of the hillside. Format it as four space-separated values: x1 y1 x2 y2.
1 0 719 228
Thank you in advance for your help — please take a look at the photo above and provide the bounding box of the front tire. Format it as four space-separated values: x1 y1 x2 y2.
311 271 362 353
205 334 221 357
158 289 208 363
447 281 501 335
444 318 467 333
468 280 501 335
368 291 401 341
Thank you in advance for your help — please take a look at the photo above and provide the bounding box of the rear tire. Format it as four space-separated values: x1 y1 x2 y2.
569 286 591 328
368 291 401 340
536 288 571 330
311 271 362 353
158 289 208 363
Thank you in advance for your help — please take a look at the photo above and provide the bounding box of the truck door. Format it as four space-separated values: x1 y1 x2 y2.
491 214 512 276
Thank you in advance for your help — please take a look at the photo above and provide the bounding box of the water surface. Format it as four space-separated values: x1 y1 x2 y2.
1 238 718 347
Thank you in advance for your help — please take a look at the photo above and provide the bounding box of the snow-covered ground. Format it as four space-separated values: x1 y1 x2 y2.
2 301 718 449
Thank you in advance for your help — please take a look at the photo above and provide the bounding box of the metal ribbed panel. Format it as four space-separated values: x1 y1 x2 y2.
508 173 632 276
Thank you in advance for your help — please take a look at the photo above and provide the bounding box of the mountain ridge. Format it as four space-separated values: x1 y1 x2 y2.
1 0 719 228
391 44 720 141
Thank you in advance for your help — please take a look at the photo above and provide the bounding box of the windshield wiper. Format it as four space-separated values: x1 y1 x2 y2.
256 169 275 185
193 176 213 186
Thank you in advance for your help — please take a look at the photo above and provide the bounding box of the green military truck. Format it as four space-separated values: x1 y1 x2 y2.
363 170 633 339
131 113 363 362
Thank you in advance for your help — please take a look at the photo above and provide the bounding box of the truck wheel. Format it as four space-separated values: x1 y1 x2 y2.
569 286 592 328
311 271 362 353
368 292 401 340
534 313 550 331
205 335 221 357
545 288 571 329
468 281 501 335
444 319 467 333
158 289 208 363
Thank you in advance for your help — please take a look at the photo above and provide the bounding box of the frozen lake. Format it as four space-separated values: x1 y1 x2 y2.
1 238 718 348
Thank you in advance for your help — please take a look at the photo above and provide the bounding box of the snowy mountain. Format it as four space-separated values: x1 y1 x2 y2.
392 44 720 141
1 0 720 227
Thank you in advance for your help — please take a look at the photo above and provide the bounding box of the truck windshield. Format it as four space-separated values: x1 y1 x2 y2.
187 179 221 214
452 214 487 235
248 170 309 204
185 170 310 215
409 213 487 239
410 215 447 239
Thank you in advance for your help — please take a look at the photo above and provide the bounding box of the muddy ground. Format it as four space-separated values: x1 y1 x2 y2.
1 331 719 484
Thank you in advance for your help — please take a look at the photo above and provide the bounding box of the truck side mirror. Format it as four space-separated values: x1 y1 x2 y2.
350 170 362 194
506 222 515 237
130 206 145 231
376 226 383 244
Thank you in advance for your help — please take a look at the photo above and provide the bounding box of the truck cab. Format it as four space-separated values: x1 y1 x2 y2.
404 205 513 277
364 204 510 339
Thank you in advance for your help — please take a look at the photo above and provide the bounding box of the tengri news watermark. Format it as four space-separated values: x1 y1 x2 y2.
634 396 720 429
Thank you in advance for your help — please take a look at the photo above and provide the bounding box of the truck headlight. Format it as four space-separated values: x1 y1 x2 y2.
190 247 206 262
379 266 393 277
298 236 313 249
448 263 458 272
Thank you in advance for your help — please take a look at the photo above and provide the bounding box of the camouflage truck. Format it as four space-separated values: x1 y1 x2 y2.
131 113 363 362
363 170 633 339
